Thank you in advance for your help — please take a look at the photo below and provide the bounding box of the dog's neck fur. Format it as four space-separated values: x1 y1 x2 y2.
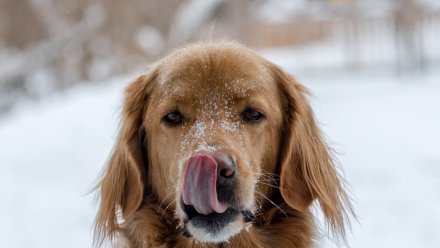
119 194 314 248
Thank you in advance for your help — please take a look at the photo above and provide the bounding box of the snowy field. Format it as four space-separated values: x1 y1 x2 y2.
1 67 439 247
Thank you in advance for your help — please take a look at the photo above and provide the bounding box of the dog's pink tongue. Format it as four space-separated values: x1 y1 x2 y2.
182 154 228 215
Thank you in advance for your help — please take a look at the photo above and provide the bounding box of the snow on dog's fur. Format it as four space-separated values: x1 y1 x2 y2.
94 42 353 248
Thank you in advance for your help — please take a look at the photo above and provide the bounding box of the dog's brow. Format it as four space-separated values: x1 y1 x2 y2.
158 79 267 99
229 84 267 100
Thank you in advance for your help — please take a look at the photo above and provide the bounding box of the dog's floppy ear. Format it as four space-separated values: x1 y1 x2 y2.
94 71 157 244
270 63 352 236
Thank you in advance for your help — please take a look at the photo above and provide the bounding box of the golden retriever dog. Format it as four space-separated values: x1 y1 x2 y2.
94 42 352 248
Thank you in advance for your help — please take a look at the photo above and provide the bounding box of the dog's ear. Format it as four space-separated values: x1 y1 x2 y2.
94 70 157 244
270 63 352 236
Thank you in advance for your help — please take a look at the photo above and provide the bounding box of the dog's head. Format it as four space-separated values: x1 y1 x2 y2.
94 42 351 244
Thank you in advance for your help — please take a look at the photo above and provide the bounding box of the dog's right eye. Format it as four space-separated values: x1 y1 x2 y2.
242 108 265 123
162 111 183 126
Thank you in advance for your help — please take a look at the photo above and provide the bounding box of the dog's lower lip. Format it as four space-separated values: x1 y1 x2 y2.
183 203 205 220
181 197 254 224
181 198 230 220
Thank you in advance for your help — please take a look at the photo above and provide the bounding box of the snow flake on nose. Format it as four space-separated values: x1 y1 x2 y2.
196 141 219 153
194 121 205 139
178 106 243 156
220 120 239 132
190 121 222 153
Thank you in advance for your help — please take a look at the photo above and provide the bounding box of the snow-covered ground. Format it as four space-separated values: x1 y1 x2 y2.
0 76 127 247
305 69 440 248
1 67 439 247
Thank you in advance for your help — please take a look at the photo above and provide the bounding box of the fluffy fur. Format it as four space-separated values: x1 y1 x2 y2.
94 42 353 248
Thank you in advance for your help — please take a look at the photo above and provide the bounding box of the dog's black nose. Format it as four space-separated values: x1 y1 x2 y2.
208 151 238 206
212 152 236 179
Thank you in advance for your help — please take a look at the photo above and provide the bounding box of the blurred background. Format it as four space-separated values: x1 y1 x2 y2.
0 0 439 247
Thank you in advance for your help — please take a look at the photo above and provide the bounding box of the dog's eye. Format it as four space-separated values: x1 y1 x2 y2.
162 111 183 126
242 108 265 123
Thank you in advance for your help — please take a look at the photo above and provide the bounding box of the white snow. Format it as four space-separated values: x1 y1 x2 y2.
305 69 440 248
168 0 223 46
0 76 128 247
136 26 164 56
1 66 439 247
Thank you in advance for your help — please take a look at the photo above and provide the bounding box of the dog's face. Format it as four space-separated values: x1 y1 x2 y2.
145 47 283 242
94 42 351 246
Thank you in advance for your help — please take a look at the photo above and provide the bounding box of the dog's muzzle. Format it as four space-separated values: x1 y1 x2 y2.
180 151 253 241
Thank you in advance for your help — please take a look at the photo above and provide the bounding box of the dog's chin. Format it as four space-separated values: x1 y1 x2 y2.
179 203 249 243
185 213 243 243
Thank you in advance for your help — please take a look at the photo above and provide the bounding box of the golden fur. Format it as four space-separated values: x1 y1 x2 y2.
94 42 352 248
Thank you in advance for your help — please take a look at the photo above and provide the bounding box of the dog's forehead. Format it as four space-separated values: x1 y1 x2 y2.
156 48 274 101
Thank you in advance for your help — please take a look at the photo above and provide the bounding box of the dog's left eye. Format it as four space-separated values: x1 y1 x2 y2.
242 108 265 123
162 111 183 126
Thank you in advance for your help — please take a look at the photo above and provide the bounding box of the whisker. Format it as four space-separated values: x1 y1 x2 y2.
257 181 280 190
255 171 279 184
158 187 177 209
257 176 277 181
255 191 287 217
259 170 280 178
253 197 263 212
161 198 177 217
257 172 277 178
